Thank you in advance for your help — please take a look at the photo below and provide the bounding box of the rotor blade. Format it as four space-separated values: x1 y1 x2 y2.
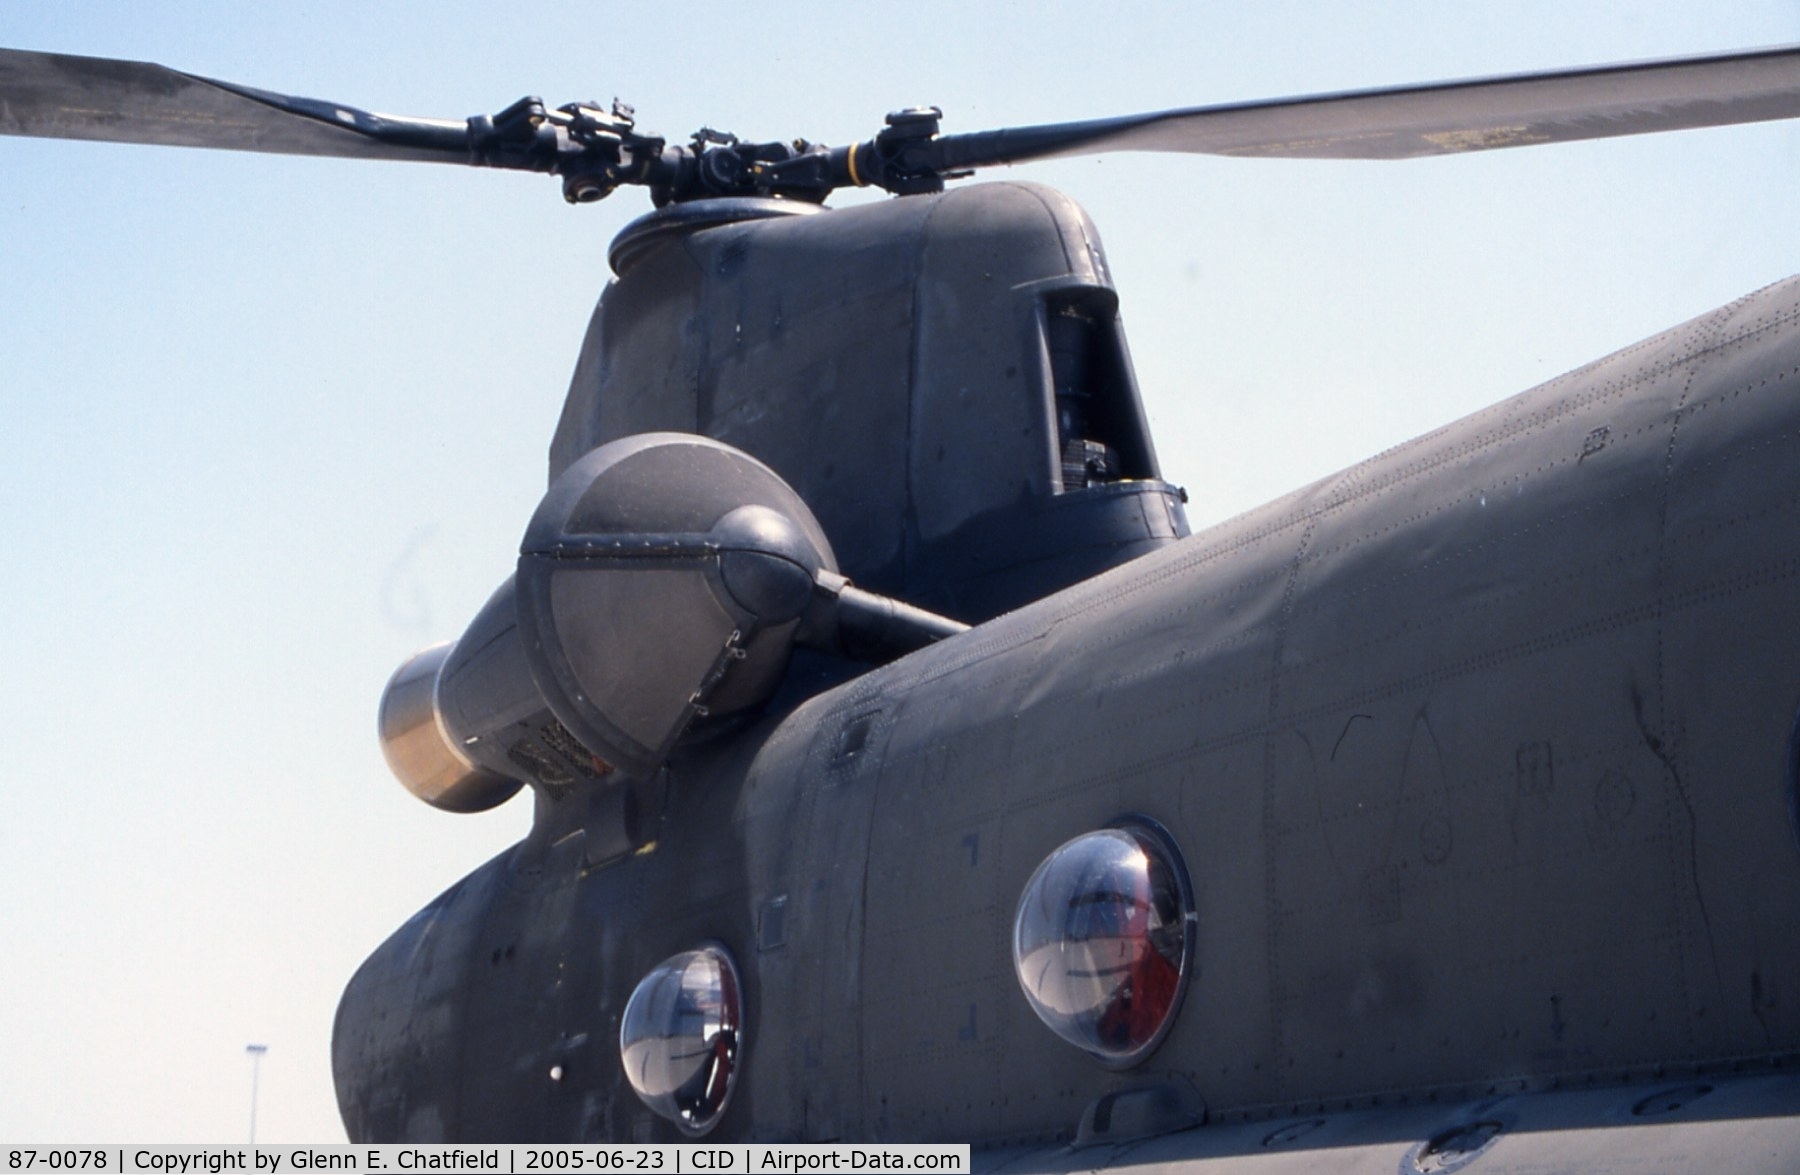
0 48 469 162
927 44 1800 169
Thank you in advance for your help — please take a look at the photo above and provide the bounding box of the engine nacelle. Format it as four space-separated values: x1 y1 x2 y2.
377 577 598 812
378 433 967 809
515 432 838 778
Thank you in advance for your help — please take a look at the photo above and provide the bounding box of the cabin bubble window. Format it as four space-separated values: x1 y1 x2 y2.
1012 820 1193 1066
619 945 743 1135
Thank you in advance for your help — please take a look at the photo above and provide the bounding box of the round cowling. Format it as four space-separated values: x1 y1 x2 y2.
516 433 836 779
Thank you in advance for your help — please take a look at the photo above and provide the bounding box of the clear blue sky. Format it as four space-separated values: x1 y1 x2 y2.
3 1 1797 1143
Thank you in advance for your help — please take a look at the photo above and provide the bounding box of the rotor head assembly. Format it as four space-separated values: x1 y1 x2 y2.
6 43 1800 206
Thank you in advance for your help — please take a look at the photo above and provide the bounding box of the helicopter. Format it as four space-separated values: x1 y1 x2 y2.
3 22 1800 1166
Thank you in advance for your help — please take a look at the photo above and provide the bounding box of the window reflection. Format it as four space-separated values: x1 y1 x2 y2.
619 946 742 1135
1012 822 1191 1065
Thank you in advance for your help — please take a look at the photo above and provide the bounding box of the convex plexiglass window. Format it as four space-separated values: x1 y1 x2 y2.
1012 820 1193 1065
619 945 743 1134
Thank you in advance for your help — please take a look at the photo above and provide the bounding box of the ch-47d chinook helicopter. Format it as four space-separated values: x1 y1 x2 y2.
8 40 1800 1169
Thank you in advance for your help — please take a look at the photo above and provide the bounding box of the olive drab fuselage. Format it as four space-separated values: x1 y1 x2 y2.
332 183 1800 1156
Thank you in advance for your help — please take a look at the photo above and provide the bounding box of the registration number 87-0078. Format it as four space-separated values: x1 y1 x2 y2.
10 1155 107 1170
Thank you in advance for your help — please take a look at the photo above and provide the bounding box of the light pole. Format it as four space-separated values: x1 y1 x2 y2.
245 1044 268 1144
